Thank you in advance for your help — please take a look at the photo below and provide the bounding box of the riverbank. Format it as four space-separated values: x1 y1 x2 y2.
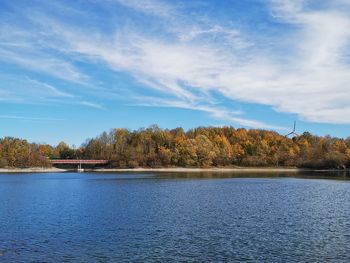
0 167 67 173
91 167 304 173
1 167 348 173
0 167 303 173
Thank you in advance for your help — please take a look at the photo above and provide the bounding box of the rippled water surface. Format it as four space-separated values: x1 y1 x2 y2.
0 172 350 262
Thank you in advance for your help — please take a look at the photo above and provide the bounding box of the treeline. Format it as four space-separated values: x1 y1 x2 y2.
0 137 52 168
1 125 350 169
0 138 85 168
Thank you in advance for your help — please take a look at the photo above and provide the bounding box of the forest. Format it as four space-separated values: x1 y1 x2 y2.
1 125 350 169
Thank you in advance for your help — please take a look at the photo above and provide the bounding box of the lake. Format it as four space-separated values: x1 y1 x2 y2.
0 172 350 262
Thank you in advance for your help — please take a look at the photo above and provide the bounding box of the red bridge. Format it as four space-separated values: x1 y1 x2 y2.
50 159 109 164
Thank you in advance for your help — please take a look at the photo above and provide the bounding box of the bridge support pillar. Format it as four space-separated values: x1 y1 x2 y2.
77 162 84 173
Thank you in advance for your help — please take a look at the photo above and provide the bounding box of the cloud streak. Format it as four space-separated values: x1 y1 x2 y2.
114 0 175 17
132 96 285 130
0 74 104 110
0 115 64 121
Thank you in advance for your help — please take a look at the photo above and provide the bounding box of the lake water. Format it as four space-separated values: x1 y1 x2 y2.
0 172 350 262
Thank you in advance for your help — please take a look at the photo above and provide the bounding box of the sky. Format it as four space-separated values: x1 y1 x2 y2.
1 0 350 146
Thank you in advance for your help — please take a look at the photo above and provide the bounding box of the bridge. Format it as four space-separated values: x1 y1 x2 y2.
50 159 109 172
50 159 109 165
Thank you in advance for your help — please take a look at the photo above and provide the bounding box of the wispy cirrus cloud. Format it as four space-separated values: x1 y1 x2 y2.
0 74 104 110
0 74 73 101
78 100 105 110
113 0 175 17
0 115 64 121
2 0 350 129
132 96 284 130
0 24 88 84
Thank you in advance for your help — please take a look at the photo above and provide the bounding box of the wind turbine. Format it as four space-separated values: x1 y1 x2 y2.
285 121 299 137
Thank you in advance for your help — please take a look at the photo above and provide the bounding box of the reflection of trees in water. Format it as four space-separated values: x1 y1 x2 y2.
153 171 350 181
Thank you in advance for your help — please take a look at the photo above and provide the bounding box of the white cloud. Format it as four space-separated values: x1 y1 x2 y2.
38 0 350 124
2 0 350 127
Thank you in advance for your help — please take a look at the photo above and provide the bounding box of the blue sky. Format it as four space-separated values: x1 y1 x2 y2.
1 0 350 146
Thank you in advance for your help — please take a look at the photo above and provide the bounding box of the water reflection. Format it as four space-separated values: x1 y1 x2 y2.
151 170 350 180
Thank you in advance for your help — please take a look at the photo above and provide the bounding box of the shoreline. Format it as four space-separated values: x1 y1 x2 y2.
0 167 309 173
0 167 67 173
91 167 304 173
0 167 348 173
